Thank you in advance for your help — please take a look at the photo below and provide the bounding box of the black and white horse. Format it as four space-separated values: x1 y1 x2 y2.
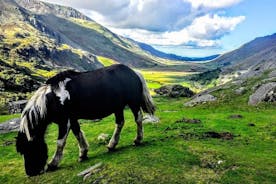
16 64 155 176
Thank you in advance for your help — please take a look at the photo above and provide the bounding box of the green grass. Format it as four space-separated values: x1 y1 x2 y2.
0 114 20 123
0 69 275 183
0 94 275 183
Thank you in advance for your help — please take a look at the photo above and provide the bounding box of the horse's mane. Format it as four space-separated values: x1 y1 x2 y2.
46 70 81 87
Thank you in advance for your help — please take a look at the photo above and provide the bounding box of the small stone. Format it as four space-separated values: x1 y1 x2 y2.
97 133 109 144
143 115 159 123
235 87 245 95
217 160 223 165
229 114 243 119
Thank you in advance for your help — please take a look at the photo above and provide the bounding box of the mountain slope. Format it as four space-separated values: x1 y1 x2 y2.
211 33 276 78
14 0 162 68
0 0 208 96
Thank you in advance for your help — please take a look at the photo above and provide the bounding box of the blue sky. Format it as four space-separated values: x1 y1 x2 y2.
42 0 276 57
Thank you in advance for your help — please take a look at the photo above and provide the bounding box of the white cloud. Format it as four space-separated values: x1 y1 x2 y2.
186 14 245 40
184 0 242 9
41 0 245 48
110 14 245 47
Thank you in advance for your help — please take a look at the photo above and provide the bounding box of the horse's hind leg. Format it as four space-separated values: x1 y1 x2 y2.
133 109 143 145
71 119 89 162
107 110 125 151
48 119 70 171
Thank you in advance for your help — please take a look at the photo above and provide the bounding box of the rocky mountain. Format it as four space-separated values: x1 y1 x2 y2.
0 0 103 93
13 0 178 68
0 0 209 101
211 33 276 79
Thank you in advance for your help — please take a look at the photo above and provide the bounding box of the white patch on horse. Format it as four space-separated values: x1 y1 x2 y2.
54 78 71 105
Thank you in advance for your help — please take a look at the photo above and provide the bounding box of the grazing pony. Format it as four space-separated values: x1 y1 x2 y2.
16 64 155 176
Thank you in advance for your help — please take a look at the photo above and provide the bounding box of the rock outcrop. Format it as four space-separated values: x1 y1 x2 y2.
0 118 20 134
248 82 276 105
184 94 217 107
154 85 194 98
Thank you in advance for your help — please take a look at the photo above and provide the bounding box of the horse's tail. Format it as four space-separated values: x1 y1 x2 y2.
135 71 155 115
19 85 51 141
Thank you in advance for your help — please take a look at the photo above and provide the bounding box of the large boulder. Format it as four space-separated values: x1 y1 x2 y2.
154 85 194 98
184 94 217 107
8 100 27 114
248 82 276 105
0 118 21 134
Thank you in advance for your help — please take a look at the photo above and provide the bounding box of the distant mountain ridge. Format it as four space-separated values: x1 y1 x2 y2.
136 41 219 62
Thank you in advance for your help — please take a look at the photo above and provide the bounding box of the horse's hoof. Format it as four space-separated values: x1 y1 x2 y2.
78 155 88 162
133 140 142 146
46 164 58 172
107 147 116 152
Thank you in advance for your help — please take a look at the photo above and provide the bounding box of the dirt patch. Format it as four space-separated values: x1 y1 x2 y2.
229 114 243 119
247 123 255 127
204 131 234 140
175 118 201 124
2 140 14 146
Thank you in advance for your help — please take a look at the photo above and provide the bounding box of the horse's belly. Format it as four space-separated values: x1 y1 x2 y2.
69 97 123 120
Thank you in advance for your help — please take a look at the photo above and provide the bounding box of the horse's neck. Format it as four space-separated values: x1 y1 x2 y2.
32 121 49 140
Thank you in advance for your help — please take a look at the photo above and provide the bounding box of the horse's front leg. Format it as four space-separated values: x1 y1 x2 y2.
107 111 125 151
71 119 89 162
47 119 70 171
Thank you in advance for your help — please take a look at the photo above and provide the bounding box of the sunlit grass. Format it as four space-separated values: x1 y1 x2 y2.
97 56 118 67
0 114 20 124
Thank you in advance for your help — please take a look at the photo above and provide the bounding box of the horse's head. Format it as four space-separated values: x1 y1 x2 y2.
15 85 52 176
16 131 48 176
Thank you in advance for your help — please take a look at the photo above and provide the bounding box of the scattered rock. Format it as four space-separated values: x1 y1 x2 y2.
184 94 217 107
234 87 246 95
175 118 201 124
0 118 21 134
143 115 160 124
97 133 110 144
248 82 276 105
229 114 243 119
154 84 194 98
204 131 234 140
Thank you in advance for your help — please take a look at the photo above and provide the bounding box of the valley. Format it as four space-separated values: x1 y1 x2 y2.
0 0 275 183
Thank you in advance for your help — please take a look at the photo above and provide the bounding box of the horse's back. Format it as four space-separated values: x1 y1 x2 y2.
66 64 142 119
